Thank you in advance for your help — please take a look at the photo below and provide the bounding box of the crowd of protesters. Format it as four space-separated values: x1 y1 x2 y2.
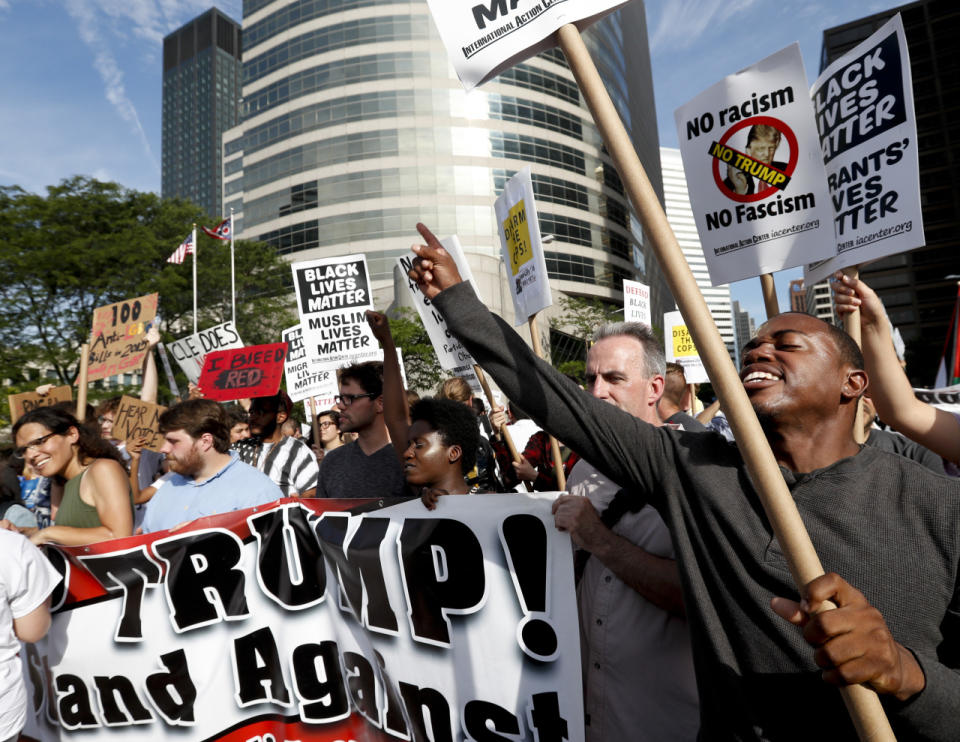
1 227 959 741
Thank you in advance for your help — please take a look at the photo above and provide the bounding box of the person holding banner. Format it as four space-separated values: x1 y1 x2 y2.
409 224 960 740
834 271 960 466
9 407 133 546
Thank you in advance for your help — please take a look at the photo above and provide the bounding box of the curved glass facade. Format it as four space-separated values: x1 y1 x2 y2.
234 0 669 322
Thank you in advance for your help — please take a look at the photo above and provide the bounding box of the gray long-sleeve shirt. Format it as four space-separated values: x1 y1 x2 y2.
435 281 960 741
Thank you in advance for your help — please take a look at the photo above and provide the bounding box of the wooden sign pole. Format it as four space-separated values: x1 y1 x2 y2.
309 397 321 452
840 266 868 445
76 344 90 423
555 22 893 741
527 314 566 490
760 273 780 319
473 365 520 463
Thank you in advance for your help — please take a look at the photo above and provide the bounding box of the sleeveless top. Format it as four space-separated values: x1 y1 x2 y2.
54 469 134 530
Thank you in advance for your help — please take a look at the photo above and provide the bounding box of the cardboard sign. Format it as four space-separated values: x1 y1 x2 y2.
198 343 287 402
674 45 835 286
291 254 380 368
804 15 924 284
495 168 552 325
87 293 159 382
427 0 628 89
8 386 72 424
282 324 340 403
623 279 651 326
168 322 244 383
664 311 709 384
397 235 482 371
113 395 167 452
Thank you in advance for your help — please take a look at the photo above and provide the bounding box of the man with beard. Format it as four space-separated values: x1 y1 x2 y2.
234 392 318 497
316 361 406 499
141 400 282 533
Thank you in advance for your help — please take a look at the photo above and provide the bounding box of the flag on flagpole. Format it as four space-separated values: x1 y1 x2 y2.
201 217 231 240
167 232 194 264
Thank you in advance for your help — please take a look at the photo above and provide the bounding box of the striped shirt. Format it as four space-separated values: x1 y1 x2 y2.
233 436 319 497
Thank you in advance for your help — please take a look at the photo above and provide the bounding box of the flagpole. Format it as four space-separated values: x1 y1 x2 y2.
230 210 236 327
192 224 198 334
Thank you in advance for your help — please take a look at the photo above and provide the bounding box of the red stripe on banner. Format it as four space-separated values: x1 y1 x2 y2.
210 712 396 742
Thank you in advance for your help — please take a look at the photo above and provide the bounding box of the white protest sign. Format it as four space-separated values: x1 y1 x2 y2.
291 254 379 368
664 310 709 384
281 324 339 403
623 279 651 326
426 0 628 90
496 167 552 325
299 347 409 417
674 44 835 286
397 235 482 371
168 321 244 383
803 15 923 285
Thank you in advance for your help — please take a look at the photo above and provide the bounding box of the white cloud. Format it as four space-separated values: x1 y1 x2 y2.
648 0 763 53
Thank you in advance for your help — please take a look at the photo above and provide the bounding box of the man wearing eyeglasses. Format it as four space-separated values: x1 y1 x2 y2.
315 361 406 499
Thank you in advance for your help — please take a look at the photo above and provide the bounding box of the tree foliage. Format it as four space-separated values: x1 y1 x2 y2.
387 308 443 393
0 177 295 390
548 295 623 341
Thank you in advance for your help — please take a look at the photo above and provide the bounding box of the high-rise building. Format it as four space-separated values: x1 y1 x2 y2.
821 1 960 383
661 147 735 362
732 300 756 365
162 8 242 218
227 1 671 347
789 279 807 313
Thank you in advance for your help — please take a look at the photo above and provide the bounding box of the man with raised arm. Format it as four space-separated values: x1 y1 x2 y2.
407 223 960 741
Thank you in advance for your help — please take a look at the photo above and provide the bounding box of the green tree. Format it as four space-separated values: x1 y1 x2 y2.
0 177 295 394
387 308 443 393
548 295 623 381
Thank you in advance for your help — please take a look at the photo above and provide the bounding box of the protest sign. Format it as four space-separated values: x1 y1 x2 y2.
622 279 651 326
21 495 583 742
87 293 159 382
427 0 628 89
282 324 339 403
664 311 708 384
168 322 244 383
674 45 835 286
496 168 552 325
804 15 923 285
8 386 72 424
198 343 287 402
397 235 481 371
113 395 167 452
291 254 380 368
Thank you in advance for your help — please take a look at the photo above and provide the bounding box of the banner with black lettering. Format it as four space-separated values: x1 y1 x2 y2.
168 322 244 384
804 14 923 285
674 44 834 286
21 495 583 741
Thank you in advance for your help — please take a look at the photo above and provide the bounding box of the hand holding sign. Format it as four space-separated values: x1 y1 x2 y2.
409 223 464 299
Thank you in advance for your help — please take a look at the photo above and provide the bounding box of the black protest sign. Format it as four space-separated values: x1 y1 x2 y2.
292 258 370 315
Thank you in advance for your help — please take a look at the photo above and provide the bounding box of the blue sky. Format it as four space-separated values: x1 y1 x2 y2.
0 0 903 320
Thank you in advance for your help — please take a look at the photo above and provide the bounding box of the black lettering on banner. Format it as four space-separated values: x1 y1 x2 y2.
397 518 486 647
45 546 70 611
144 650 197 726
500 514 558 662
56 675 100 730
343 651 381 728
526 692 569 742
316 513 399 634
290 642 350 723
232 627 292 708
152 529 250 632
374 649 410 740
399 682 453 742
78 546 162 641
463 700 522 741
249 504 327 610
93 676 154 726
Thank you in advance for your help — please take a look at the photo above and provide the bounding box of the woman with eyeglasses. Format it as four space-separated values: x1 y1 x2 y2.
6 407 133 546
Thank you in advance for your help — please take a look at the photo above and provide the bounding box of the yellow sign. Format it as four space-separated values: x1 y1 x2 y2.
672 325 698 357
503 200 532 276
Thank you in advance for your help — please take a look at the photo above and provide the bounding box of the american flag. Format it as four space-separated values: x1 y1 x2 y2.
201 217 231 240
167 232 194 264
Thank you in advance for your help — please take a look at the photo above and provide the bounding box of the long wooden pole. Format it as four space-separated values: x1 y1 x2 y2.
473 365 520 463
309 397 321 453
527 315 566 490
556 23 893 741
760 273 780 319
76 344 90 423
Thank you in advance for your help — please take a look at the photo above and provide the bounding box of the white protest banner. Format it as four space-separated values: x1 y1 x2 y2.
427 0 628 90
664 310 709 384
397 235 482 371
674 45 835 286
803 15 923 285
622 279 651 326
167 321 244 383
291 254 379 368
21 495 583 742
496 168 552 325
282 324 339 403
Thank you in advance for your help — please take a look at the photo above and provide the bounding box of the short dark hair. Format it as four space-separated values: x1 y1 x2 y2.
224 405 249 428
663 363 687 406
96 396 123 417
251 390 293 417
823 320 865 371
339 361 383 397
411 397 480 475
159 399 231 453
317 409 340 426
